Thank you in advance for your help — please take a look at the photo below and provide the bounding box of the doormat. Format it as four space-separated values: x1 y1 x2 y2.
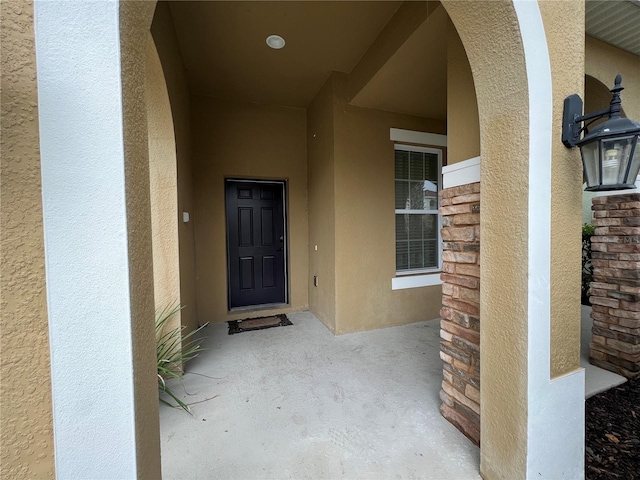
228 314 292 335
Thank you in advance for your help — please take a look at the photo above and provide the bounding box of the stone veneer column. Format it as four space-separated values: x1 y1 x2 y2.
590 194 640 379
438 182 481 445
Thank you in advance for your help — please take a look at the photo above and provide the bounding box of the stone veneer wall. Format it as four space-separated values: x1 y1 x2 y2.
590 194 640 379
438 182 481 446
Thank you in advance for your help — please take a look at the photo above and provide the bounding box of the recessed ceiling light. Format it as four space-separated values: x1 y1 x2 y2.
266 35 286 50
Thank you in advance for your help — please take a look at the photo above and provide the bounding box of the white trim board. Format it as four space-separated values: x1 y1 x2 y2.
442 156 481 189
35 2 139 477
392 273 443 290
390 128 447 147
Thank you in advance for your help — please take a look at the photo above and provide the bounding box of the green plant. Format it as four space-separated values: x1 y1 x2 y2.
582 223 595 236
156 304 207 413
582 223 595 305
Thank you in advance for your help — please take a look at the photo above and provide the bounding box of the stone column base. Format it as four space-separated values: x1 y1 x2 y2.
590 195 640 379
439 182 480 445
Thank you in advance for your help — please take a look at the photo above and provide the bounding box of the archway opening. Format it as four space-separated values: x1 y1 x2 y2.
143 1 585 478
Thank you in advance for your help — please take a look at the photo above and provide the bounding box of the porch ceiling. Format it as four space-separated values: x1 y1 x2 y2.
165 0 449 119
164 1 639 120
167 1 402 108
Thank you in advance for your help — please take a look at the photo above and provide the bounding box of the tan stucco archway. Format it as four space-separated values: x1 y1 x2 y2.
29 1 160 478
115 4 162 477
1 1 55 477
123 1 586 475
441 1 585 478
146 33 182 333
5 0 588 477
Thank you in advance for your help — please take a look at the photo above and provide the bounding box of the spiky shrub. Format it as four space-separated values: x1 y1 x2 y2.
156 304 206 413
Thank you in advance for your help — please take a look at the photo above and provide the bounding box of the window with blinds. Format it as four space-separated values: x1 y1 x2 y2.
395 144 442 273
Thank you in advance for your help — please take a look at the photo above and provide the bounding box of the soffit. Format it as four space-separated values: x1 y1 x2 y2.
586 0 640 56
167 1 403 108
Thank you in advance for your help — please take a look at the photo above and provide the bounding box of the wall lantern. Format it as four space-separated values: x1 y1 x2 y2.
562 75 640 191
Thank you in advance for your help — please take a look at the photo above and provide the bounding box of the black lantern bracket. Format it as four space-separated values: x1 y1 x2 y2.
562 74 624 149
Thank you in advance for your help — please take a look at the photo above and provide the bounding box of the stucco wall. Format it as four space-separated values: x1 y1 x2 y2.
443 1 530 477
151 2 199 332
119 2 162 477
191 96 309 322
586 36 640 121
444 0 586 476
585 74 617 117
146 34 181 335
446 19 480 165
332 72 446 334
0 1 55 477
307 72 447 334
540 0 584 379
308 75 337 332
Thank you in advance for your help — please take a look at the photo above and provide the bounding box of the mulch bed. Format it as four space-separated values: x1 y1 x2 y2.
586 377 640 480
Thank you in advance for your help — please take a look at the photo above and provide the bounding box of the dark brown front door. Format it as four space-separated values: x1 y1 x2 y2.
225 180 287 308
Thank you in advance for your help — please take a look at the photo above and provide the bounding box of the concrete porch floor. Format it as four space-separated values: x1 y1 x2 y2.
581 305 627 398
159 308 626 479
159 312 481 479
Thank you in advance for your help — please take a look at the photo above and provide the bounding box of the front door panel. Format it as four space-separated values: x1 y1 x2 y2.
226 181 286 308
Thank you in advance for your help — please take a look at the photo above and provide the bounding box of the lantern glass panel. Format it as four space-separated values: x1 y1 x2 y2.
601 136 635 184
581 140 600 188
626 135 640 185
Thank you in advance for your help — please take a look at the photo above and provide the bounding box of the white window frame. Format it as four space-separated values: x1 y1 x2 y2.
394 143 443 277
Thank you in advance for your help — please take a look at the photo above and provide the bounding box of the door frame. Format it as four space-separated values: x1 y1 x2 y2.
224 178 289 311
